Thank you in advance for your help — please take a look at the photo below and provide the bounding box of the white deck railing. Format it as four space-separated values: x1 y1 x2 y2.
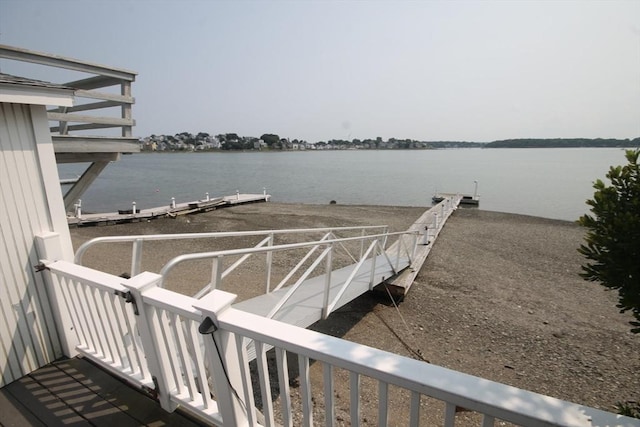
40 259 639 427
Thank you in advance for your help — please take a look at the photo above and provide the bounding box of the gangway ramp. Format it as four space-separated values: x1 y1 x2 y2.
234 252 410 328
75 196 461 337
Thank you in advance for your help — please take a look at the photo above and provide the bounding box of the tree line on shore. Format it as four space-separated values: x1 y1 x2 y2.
140 132 640 152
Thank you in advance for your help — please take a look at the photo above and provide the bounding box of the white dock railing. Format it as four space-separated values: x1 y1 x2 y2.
158 230 418 316
74 225 390 278
40 259 640 427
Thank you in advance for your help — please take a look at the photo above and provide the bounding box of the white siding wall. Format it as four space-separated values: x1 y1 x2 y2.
0 102 74 387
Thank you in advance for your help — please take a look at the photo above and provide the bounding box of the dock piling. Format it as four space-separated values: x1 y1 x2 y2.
75 199 82 219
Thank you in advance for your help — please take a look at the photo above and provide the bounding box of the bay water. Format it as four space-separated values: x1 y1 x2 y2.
58 148 632 221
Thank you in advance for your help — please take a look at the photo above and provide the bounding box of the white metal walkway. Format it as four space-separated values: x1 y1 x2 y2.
234 252 408 328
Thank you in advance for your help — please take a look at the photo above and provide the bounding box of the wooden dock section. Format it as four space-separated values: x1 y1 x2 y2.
378 196 460 298
68 193 270 227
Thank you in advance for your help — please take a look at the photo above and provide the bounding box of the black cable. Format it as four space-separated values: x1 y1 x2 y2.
209 332 249 416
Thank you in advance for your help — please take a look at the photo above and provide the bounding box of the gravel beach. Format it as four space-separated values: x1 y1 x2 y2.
70 202 639 425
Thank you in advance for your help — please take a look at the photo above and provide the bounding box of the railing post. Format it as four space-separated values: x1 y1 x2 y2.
266 233 274 293
121 81 132 138
422 225 430 245
382 226 389 248
395 235 402 270
75 199 82 218
171 197 176 209
122 272 178 412
359 229 365 260
322 243 333 319
35 232 79 358
412 232 419 261
369 238 379 290
434 213 439 231
193 291 251 427
210 256 223 291
131 238 143 277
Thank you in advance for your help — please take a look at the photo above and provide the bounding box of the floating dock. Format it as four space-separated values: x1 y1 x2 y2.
68 193 270 227
432 192 479 206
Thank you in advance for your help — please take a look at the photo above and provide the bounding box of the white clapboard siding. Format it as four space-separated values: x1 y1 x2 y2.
0 102 74 387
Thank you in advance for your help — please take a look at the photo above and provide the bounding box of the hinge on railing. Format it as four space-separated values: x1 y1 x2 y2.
34 262 50 273
141 376 159 400
114 290 139 315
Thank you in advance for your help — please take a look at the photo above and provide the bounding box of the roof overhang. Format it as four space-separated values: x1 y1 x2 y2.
0 82 75 107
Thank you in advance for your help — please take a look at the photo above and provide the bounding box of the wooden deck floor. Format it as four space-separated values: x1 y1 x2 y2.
0 357 203 426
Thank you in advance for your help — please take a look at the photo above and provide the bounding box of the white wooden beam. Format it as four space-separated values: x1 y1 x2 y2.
64 75 123 90
55 152 120 164
74 89 134 104
0 44 136 81
63 161 110 211
48 100 121 113
52 135 139 153
48 112 134 126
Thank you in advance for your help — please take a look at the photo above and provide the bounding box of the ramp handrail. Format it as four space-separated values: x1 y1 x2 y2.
160 230 418 319
160 229 414 281
75 225 389 276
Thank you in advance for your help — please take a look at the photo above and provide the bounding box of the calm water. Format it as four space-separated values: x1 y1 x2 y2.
59 148 632 221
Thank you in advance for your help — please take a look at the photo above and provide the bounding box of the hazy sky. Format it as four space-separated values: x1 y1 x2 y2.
1 0 639 142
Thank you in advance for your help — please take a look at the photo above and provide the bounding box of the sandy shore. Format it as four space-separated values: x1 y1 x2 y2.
70 202 639 424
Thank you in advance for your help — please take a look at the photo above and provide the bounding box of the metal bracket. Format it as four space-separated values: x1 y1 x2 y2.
34 262 50 273
141 376 159 400
114 290 139 315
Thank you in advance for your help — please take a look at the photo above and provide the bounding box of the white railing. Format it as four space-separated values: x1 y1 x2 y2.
74 225 390 277
158 230 419 320
41 259 640 427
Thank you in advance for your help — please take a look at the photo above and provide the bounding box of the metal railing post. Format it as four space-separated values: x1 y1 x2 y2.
322 244 333 319
131 238 143 276
359 229 365 260
369 238 379 289
266 233 274 293
412 232 419 261
382 226 389 248
211 256 223 291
